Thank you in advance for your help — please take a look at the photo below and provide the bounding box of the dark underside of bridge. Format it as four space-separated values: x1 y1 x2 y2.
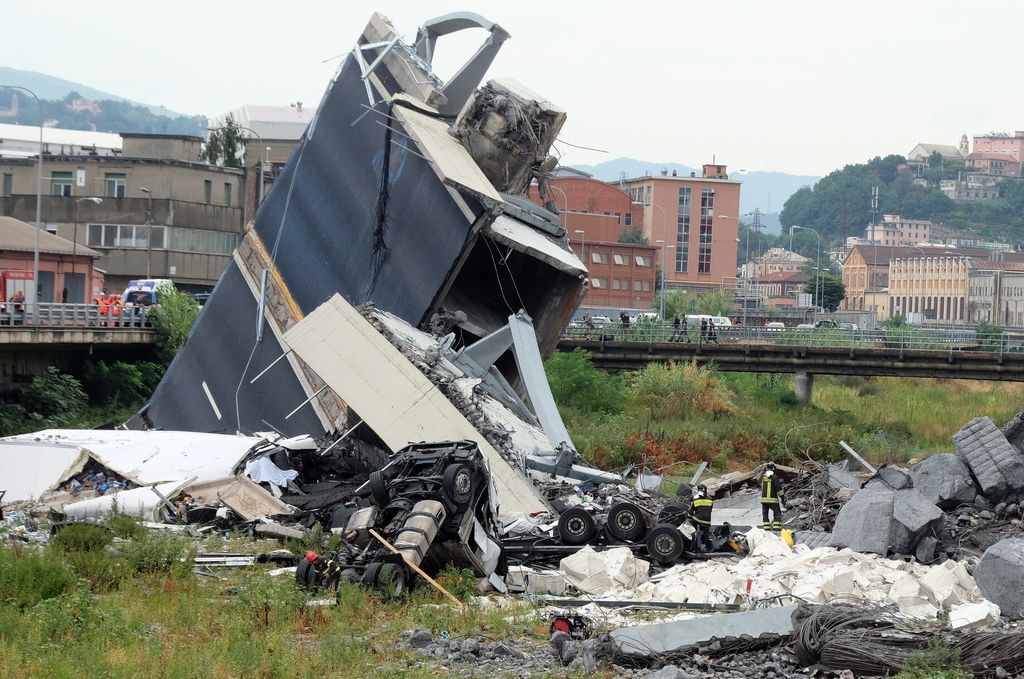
558 339 1024 381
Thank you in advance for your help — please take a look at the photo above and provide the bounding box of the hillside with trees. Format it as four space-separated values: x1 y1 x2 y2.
0 90 205 136
777 154 1024 254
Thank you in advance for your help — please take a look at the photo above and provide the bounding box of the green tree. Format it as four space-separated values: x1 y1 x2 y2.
806 272 845 311
544 349 625 414
21 367 88 422
200 113 248 167
656 289 735 318
618 228 649 245
149 285 200 363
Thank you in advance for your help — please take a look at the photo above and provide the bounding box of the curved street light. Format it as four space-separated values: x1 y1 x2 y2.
1 85 43 315
791 225 822 322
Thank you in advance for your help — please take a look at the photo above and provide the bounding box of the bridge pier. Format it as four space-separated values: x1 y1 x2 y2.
794 372 814 403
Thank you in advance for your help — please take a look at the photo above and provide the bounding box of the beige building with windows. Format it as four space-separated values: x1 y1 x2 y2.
865 215 933 247
967 264 1024 326
0 133 250 294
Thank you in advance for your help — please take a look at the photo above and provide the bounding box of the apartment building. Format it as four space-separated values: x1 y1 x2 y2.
865 215 933 246
0 132 248 293
967 264 1024 326
617 164 741 294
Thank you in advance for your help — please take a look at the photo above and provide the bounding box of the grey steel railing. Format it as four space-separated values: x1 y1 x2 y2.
562 321 1020 357
0 302 154 329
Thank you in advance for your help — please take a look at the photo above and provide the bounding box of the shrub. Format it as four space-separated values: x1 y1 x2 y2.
105 512 145 540
80 361 163 407
233 574 308 628
149 286 200 364
545 348 625 414
436 566 478 602
896 639 968 679
0 546 76 610
62 549 127 592
27 588 132 645
50 523 113 553
125 533 193 575
628 361 737 420
20 367 88 423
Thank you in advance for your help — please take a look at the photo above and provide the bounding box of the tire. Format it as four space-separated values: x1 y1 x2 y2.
374 563 408 597
442 463 474 506
607 502 647 542
558 507 597 546
296 558 321 590
646 524 685 564
363 561 383 587
658 503 689 527
368 470 389 507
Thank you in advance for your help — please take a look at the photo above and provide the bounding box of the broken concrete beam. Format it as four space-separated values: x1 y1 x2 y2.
1001 410 1024 452
830 487 896 555
973 538 1024 619
254 522 307 541
953 417 1024 503
890 489 943 554
609 605 799 655
872 465 913 490
909 453 978 510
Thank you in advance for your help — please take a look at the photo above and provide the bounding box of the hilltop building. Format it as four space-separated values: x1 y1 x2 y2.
865 215 933 247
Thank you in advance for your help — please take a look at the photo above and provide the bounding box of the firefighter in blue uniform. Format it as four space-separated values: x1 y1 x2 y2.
688 484 714 552
760 462 784 531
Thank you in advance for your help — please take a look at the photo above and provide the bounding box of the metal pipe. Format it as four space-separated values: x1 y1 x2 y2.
140 187 153 278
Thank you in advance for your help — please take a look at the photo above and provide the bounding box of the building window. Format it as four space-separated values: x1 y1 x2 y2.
203 180 212 204
676 187 691 273
2 173 11 197
642 280 651 292
51 171 73 196
624 212 632 226
612 279 621 290
591 278 605 289
104 173 126 198
635 255 652 267
86 224 232 254
613 254 626 265
591 252 608 265
224 182 232 206
698 188 714 274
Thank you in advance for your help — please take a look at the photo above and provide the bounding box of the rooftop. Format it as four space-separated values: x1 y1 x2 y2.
0 216 99 258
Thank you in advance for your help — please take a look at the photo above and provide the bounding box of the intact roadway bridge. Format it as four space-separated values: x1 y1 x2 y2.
0 304 157 397
557 325 1024 401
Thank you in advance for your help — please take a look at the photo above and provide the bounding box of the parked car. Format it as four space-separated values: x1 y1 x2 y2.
839 322 860 331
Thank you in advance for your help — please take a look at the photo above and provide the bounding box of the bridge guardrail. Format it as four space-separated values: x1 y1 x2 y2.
563 321 1021 357
0 303 154 329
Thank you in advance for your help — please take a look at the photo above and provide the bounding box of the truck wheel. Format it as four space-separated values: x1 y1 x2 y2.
442 463 474 506
646 524 685 564
368 471 389 507
607 502 647 542
658 503 689 527
375 563 408 598
296 558 321 590
558 507 597 546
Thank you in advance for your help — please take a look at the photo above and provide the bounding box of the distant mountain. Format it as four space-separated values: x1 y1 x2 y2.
571 157 819 234
0 67 190 119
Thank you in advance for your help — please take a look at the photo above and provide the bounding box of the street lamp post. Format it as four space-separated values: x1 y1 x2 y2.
791 225 821 321
574 229 586 265
1 85 43 315
140 187 153 278
73 197 102 302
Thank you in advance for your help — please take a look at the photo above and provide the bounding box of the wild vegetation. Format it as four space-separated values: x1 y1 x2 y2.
0 515 562 679
547 349 1024 476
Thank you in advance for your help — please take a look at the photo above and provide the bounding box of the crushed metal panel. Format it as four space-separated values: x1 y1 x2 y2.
507 312 574 450
610 605 799 655
212 476 296 521
63 482 181 521
282 294 545 514
487 215 586 276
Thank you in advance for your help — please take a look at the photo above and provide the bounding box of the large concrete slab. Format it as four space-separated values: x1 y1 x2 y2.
282 294 545 513
610 605 798 655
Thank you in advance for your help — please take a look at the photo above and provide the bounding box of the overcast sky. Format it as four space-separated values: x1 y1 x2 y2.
4 1 1020 176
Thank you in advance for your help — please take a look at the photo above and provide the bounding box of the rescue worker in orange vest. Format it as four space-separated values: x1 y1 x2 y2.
760 462 784 532
688 484 713 552
109 293 123 327
96 294 110 325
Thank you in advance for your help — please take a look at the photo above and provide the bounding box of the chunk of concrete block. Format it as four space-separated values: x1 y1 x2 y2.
974 538 1024 619
949 600 1001 630
890 489 943 554
915 535 939 564
873 465 913 490
953 417 1024 503
830 487 895 555
610 605 799 655
826 463 860 491
1001 410 1024 452
909 454 978 510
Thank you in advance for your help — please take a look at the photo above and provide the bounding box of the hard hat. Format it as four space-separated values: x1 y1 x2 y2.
305 551 318 562
697 484 708 495
766 462 776 471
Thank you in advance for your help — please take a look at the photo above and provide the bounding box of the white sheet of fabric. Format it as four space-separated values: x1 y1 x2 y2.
244 457 298 488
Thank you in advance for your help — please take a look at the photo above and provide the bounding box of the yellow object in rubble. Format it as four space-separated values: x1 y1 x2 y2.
780 529 794 547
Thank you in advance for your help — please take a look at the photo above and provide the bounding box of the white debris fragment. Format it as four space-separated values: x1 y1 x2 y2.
949 600 1001 630
559 546 649 595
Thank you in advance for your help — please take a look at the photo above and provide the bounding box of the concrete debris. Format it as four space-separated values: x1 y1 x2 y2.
830 485 942 556
559 546 649 595
506 566 567 595
611 604 799 655
949 600 1002 630
973 537 1024 619
573 529 993 620
953 416 1024 503
908 453 978 509
870 465 913 490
